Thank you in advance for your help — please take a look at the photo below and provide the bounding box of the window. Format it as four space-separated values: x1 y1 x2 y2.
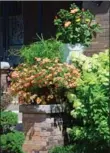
1 1 24 49
8 1 24 47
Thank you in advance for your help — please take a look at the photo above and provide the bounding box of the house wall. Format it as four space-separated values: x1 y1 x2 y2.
0 17 4 58
22 1 38 45
83 1 110 56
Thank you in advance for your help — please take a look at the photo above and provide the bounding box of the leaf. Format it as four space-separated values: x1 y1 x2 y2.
56 32 62 39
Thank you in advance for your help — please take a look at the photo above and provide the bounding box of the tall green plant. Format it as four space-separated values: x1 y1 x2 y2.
66 50 110 153
19 38 63 64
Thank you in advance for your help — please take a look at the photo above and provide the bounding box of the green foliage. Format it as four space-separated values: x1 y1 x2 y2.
49 145 74 153
0 111 18 133
54 3 101 46
0 111 24 153
66 49 110 153
1 131 25 153
19 38 63 64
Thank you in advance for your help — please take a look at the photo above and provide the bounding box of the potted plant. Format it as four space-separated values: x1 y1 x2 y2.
9 57 80 104
9 57 80 152
54 3 101 63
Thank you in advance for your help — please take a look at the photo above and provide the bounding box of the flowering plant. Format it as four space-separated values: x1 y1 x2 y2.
54 3 101 46
9 58 80 105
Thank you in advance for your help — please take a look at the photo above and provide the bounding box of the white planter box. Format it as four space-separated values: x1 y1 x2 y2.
60 43 85 64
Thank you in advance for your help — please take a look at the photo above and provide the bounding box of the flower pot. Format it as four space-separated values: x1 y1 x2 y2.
19 104 65 153
61 43 85 64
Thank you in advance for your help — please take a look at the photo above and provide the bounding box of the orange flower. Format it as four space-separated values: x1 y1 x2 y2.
30 75 35 80
11 71 19 78
31 80 36 84
35 97 42 104
18 90 25 95
70 8 78 14
24 82 31 88
64 21 71 28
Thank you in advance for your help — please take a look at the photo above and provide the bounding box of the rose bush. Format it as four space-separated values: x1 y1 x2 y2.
54 3 101 46
9 58 80 104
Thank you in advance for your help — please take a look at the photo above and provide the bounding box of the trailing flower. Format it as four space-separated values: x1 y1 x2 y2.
9 58 80 105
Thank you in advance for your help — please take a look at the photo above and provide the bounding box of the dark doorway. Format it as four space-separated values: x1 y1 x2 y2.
0 1 23 60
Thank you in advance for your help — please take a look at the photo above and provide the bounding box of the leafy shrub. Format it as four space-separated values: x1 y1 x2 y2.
1 131 25 153
0 111 24 153
66 49 110 153
19 38 63 64
71 49 109 73
0 111 18 134
49 145 74 153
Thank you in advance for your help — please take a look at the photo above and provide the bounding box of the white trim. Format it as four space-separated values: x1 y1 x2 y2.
11 110 19 113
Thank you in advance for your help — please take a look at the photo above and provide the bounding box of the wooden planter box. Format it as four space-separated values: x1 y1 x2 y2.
19 104 65 153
